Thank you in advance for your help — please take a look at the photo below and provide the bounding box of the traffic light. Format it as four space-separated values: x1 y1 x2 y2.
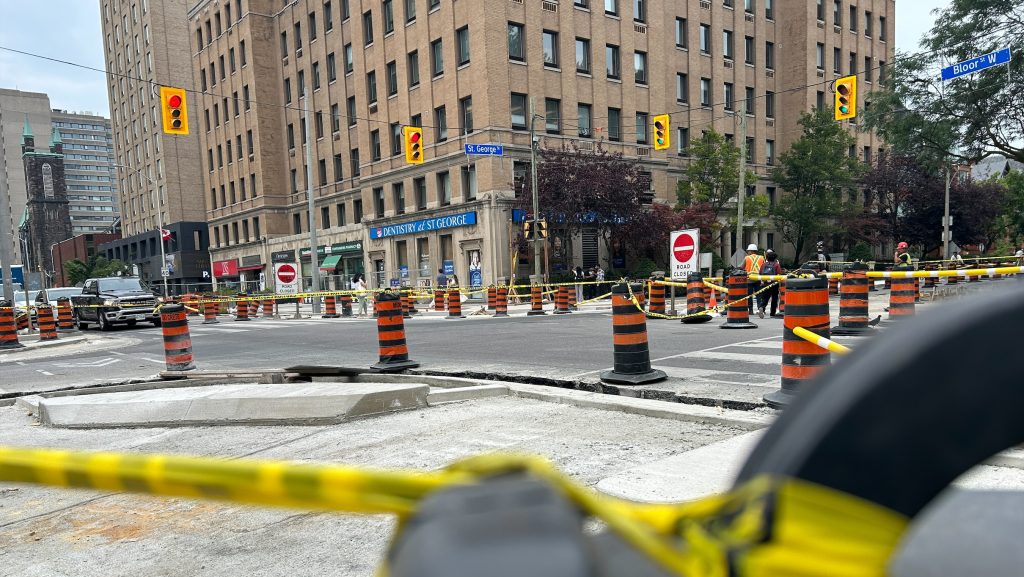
403 126 424 164
537 219 548 239
523 220 534 240
652 114 671 150
159 86 189 135
834 75 857 121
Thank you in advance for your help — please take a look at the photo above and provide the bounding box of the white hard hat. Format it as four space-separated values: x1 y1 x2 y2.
746 244 758 251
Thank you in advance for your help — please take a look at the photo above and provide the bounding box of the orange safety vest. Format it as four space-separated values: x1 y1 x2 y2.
744 253 765 274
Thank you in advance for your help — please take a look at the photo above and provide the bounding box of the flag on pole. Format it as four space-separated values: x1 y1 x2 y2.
160 228 171 241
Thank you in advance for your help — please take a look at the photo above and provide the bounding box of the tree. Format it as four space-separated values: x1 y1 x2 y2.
862 1 1024 164
771 109 863 265
677 130 757 221
618 202 717 269
900 177 1006 254
998 170 1024 246
846 153 935 248
63 255 132 286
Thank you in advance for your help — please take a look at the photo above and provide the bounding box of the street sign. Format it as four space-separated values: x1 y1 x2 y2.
399 265 409 279
274 262 299 295
161 267 170 278
670 229 700 281
464 143 504 156
941 47 1011 81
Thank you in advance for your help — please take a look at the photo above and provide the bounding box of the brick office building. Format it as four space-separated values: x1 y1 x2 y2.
188 0 894 288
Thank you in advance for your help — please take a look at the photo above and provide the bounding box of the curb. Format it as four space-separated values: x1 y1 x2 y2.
0 335 88 355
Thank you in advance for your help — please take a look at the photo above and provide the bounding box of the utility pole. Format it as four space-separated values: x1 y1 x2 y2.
153 173 170 297
529 98 542 284
943 166 952 260
304 83 322 314
0 161 16 302
735 113 747 250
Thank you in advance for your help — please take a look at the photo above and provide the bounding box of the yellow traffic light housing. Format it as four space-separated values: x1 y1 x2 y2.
523 220 533 240
403 126 424 164
537 219 548 239
652 114 670 150
834 75 857 121
159 86 189 135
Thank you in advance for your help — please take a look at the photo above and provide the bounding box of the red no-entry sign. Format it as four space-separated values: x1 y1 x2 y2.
276 263 297 284
670 229 700 280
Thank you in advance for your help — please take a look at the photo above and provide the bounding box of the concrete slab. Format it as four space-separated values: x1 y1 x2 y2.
37 382 429 428
596 430 764 502
14 395 42 414
427 384 509 404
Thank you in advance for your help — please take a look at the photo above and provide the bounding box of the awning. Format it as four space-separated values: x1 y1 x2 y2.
237 264 264 272
319 255 342 271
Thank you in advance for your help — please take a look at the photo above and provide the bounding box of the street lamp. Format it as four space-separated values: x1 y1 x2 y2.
528 98 543 283
112 164 170 296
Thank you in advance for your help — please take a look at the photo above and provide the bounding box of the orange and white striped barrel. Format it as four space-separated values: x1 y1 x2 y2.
889 267 916 319
494 286 509 317
527 286 545 316
554 285 571 314
764 276 830 408
722 271 757 329
0 302 23 349
370 292 419 372
36 305 58 341
446 289 463 319
599 283 666 385
833 267 871 335
56 298 76 332
160 303 196 372
646 282 666 317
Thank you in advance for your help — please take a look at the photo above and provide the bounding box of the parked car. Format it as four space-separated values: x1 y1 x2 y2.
35 287 82 308
70 277 160 330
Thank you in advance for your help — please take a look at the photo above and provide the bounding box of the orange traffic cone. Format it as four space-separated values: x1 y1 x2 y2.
708 288 718 310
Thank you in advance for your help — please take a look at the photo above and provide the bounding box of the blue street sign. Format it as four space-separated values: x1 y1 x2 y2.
399 265 409 279
464 143 504 156
941 48 1011 81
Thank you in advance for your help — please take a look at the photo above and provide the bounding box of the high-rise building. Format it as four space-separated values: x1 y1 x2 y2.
188 0 894 289
99 0 211 292
51 110 121 236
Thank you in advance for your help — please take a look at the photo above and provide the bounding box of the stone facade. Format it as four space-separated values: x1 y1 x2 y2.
20 129 73 277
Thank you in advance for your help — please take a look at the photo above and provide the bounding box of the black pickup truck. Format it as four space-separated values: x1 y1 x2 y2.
70 277 161 330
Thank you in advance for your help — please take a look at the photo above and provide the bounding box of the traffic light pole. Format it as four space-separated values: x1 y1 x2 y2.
113 164 169 297
529 98 542 284
943 166 952 260
0 160 15 302
303 87 322 314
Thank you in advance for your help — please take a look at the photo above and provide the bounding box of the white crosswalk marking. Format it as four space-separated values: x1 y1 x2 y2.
651 365 780 386
680 350 783 365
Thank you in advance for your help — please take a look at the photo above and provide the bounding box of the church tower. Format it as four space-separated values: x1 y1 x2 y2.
20 116 72 277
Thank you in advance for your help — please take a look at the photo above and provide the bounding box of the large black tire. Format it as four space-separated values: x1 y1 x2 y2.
98 313 112 332
736 283 1024 518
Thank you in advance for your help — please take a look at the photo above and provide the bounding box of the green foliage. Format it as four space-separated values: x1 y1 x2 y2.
771 109 864 265
999 171 1024 245
678 130 758 224
62 255 132 286
848 242 874 262
626 257 659 280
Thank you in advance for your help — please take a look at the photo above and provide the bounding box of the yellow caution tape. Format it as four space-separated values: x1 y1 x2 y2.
0 446 908 577
792 326 851 356
575 291 612 306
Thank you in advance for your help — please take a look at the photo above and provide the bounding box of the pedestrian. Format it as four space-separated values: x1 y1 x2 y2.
742 244 765 313
894 241 912 268
583 267 595 300
449 273 460 288
757 249 784 319
814 241 831 273
1015 246 1024 265
354 274 368 317
595 265 605 296
573 266 584 304
435 267 447 289
951 251 964 265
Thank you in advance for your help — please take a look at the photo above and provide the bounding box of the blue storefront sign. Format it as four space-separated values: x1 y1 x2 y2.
369 212 477 239
469 268 483 288
399 265 409 279
442 260 454 275
390 278 400 288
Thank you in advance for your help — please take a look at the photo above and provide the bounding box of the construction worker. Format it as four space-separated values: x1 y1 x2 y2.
743 244 765 313
757 249 784 318
894 241 912 268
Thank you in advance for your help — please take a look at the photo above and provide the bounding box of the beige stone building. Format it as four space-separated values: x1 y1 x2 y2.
0 89 53 265
188 0 894 290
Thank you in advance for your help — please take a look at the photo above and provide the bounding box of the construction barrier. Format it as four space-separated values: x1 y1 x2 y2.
793 326 851 356
203 300 220 324
15 311 29 331
340 294 353 318
647 282 666 318
600 283 666 385
494 286 509 317
370 292 419 372
828 276 839 296
778 280 787 317
235 295 250 322
487 286 496 311
554 285 571 315
682 272 713 324
446 289 464 319
160 303 196 372
888 268 916 320
884 266 892 290
56 298 75 332
36 305 58 342
0 302 23 349
765 276 830 409
722 271 757 329
323 295 340 319
832 266 873 336
567 286 577 310
527 286 545 316
434 290 445 311
263 298 277 319
401 293 412 319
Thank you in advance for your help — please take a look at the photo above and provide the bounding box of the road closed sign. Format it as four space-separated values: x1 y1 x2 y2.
274 262 299 295
670 229 700 280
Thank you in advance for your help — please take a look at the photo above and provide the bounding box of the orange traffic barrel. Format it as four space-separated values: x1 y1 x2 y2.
722 271 757 329
832 265 872 335
160 303 196 372
402 292 413 318
0 301 24 349
16 311 29 331
764 276 830 408
828 275 839 296
924 265 937 288
203 298 220 324
884 266 892 290
37 305 58 341
446 289 463 319
646 282 666 318
568 285 578 310
434 290 445 311
494 286 509 317
340 294 353 317
600 283 666 385
914 277 921 303
554 285 571 314
527 285 545 316
235 295 250 321
56 298 76 332
487 286 496 310
370 291 419 372
263 298 276 318
682 272 713 324
778 279 787 316
323 295 340 318
946 265 959 285
888 266 916 320
248 299 260 320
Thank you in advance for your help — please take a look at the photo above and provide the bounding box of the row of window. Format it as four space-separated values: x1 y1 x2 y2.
816 0 888 41
212 216 262 249
204 86 251 131
53 121 108 131
815 45 886 81
69 205 117 212
207 130 255 175
199 40 246 91
209 171 258 211
67 195 114 202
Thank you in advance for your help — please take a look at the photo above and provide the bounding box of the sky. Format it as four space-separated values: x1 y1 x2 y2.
0 0 950 119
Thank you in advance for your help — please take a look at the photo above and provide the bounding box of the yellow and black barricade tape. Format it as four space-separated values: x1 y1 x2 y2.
622 281 780 322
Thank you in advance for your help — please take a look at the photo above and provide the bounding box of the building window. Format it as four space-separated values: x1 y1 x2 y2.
327 52 337 82
865 10 872 36
578 103 592 137
834 47 841 73
353 199 363 224
677 127 689 155
676 73 688 103
312 61 321 89
229 48 236 73
325 1 333 31
765 91 775 118
543 30 559 67
344 43 354 73
383 0 394 34
435 106 447 141
294 21 302 50
309 12 317 41
333 153 343 181
746 137 755 163
633 0 645 21
290 170 298 194
437 171 452 206
430 38 444 77
240 40 247 66
635 112 648 144
390 122 402 155
700 78 711 106
459 96 473 133
634 50 647 84
318 159 328 186
545 98 561 134
849 5 857 32
605 0 617 16
765 41 775 69
461 164 477 201
336 202 346 226
283 78 291 104
510 93 527 129
723 30 734 60
315 111 324 139
765 0 773 19
456 26 470 65
363 11 374 45
849 51 857 74
366 70 377 103
351 148 360 176
744 36 754 65
346 96 357 126
675 18 687 48
407 50 420 86
880 16 887 41
833 0 841 25
699 24 711 55
576 38 591 73
286 124 295 149
606 44 620 78
374 187 385 217
405 0 416 22
724 82 734 111
816 0 825 20
508 22 525 61
414 177 427 210
816 90 825 110
247 129 253 154
608 107 621 141
386 60 398 96
371 130 381 161
816 43 824 69
745 86 755 114
293 213 302 234
766 140 775 165
320 206 330 230
393 182 405 215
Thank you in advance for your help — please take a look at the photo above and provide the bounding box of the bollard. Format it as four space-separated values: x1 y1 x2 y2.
203 298 220 324
832 265 872 335
487 286 497 310
646 282 666 318
340 294 353 317
721 271 758 329
446 289 464 319
764 276 830 408
235 295 250 321
600 283 667 385
888 268 916 320
682 273 713 324
323 295 340 318
527 285 546 316
56 298 76 332
370 292 419 372
37 305 59 341
160 303 196 372
554 285 571 314
434 290 446 311
494 286 509 317
0 302 24 349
